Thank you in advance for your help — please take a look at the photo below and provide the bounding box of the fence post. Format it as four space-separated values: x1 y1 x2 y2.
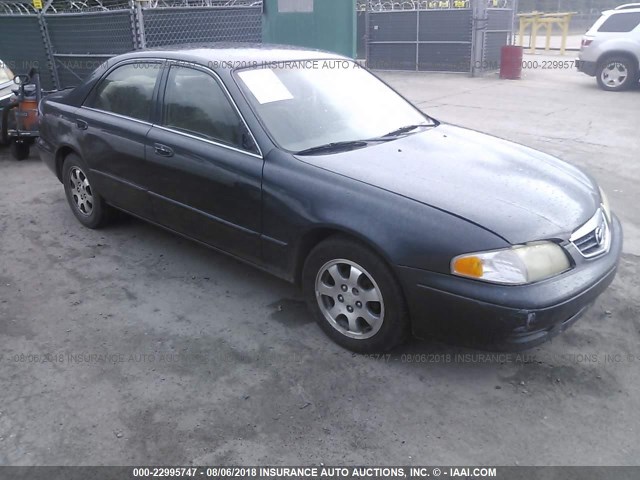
364 0 370 67
131 0 147 50
510 0 519 45
37 11 60 89
470 0 488 77
415 3 419 71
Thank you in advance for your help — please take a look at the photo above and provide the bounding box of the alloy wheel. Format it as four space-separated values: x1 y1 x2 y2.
68 166 94 216
315 259 385 339
601 62 628 89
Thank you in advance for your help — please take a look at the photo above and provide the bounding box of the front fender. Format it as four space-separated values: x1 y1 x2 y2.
261 150 508 280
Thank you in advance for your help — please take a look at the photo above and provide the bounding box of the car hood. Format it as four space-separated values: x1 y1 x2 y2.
296 124 600 244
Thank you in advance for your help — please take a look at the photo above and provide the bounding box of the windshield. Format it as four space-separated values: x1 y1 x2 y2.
235 60 434 153
0 60 14 84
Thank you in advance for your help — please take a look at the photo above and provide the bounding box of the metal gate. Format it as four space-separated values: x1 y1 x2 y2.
358 0 516 75
480 3 517 71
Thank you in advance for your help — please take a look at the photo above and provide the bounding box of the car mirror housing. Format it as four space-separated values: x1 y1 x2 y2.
13 74 29 85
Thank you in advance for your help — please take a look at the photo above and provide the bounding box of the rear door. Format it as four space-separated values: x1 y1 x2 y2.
145 63 264 262
77 60 163 219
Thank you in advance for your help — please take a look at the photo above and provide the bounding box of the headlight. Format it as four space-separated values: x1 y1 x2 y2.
451 241 571 285
599 187 611 222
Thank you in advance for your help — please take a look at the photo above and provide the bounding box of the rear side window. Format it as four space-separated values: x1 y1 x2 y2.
598 12 640 32
86 62 160 122
162 66 250 151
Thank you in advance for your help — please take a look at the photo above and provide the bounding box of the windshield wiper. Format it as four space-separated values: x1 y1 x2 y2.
294 124 436 155
295 140 370 156
379 123 436 138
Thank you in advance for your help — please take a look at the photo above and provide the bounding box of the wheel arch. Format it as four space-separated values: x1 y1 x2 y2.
293 225 398 286
597 50 640 72
54 145 80 182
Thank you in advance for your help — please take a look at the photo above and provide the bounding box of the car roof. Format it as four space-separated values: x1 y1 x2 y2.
115 43 348 70
60 43 352 107
614 3 640 10
603 7 640 14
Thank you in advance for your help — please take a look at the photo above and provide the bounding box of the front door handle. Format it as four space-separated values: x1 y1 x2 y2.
76 119 88 130
154 143 174 157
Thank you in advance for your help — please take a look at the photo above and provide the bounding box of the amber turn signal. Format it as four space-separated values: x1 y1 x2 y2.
452 256 483 278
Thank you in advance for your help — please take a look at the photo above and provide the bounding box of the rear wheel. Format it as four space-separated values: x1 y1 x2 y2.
302 235 409 352
596 56 638 91
62 154 112 229
10 141 30 160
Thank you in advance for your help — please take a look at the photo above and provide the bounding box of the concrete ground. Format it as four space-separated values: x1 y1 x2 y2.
0 56 639 466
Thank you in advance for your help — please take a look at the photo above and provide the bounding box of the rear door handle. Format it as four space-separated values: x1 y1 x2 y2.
154 143 174 157
76 119 88 130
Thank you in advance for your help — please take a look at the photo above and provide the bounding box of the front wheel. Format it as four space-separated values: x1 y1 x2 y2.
10 141 30 160
596 57 638 91
302 235 409 353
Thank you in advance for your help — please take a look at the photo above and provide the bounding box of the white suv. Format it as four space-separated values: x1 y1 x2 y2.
577 4 640 91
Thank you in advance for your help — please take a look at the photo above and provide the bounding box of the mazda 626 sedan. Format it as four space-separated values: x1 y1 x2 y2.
38 45 622 352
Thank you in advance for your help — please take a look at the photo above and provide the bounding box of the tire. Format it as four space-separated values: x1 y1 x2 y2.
596 56 639 92
10 141 30 160
62 153 111 229
302 235 410 353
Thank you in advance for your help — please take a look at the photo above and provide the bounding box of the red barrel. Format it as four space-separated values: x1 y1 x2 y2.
499 45 524 80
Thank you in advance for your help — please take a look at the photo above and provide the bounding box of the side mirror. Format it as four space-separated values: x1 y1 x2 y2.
14 74 29 85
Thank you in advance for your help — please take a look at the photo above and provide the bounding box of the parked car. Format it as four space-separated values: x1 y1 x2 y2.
0 59 16 144
38 46 622 352
577 4 640 91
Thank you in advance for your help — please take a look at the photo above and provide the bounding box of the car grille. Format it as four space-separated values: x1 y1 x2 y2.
570 209 610 259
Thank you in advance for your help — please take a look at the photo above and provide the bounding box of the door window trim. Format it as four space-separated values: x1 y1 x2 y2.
82 58 166 124
81 106 153 126
158 61 263 159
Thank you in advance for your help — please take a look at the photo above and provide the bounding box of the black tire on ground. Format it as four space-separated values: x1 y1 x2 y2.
62 153 112 229
10 141 30 160
596 56 639 92
302 235 410 353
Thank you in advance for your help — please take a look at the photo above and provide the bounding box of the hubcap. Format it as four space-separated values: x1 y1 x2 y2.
315 259 385 339
601 62 628 88
68 166 93 216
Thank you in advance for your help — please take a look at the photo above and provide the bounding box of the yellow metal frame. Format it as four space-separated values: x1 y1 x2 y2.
517 11 576 55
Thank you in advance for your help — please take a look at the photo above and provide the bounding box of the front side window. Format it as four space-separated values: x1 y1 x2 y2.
86 62 160 122
235 60 433 153
598 12 640 32
162 66 250 151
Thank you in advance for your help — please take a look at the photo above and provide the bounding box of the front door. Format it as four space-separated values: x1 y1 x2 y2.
145 64 264 262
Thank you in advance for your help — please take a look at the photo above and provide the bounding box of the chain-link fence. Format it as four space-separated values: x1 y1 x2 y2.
143 5 262 48
0 0 263 90
0 15 52 86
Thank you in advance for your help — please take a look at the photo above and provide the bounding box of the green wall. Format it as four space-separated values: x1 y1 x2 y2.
262 0 357 59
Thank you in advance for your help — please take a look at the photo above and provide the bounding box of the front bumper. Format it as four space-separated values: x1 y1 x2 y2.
0 94 14 145
398 214 623 350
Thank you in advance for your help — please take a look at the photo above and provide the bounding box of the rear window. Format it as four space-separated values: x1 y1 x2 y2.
86 62 160 122
598 12 640 32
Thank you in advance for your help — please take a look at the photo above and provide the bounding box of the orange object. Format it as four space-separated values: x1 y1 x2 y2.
453 256 484 278
19 99 38 130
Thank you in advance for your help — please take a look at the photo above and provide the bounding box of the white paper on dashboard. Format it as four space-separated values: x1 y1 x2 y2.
237 69 294 104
